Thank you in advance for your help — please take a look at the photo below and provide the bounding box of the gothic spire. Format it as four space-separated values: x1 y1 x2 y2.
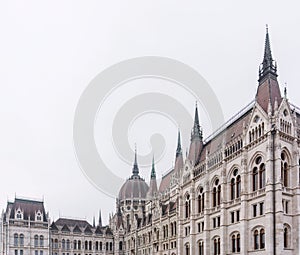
256 26 282 113
176 129 182 157
147 155 158 198
259 25 278 83
151 155 156 179
191 103 202 141
93 216 95 227
132 145 139 176
98 210 102 227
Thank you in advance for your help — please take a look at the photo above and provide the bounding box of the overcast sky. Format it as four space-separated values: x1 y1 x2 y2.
1 1 300 225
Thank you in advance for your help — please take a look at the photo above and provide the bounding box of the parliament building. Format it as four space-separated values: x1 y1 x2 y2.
1 29 299 255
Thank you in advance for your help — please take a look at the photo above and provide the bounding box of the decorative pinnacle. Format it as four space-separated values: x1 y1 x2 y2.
259 25 277 82
151 155 156 178
132 144 139 176
191 102 202 140
176 129 182 157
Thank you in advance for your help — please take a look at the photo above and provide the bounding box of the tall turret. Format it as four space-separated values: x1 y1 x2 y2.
256 26 282 113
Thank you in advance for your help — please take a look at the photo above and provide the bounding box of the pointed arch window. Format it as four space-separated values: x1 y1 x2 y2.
213 237 220 255
185 194 191 218
198 240 204 255
213 179 221 207
231 235 236 253
284 226 289 248
197 188 204 213
252 156 265 191
281 152 289 187
231 169 241 200
260 229 265 249
254 230 259 250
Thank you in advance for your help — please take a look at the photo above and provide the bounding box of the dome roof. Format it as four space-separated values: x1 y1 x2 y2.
118 148 149 201
118 175 149 201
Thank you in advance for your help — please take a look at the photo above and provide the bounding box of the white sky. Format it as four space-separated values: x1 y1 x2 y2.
1 1 300 225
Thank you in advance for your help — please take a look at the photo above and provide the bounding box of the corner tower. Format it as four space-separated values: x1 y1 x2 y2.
256 26 282 113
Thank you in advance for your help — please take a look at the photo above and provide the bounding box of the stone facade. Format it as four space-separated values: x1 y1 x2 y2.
109 29 300 255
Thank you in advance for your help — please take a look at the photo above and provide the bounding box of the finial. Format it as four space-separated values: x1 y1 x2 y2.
266 24 268 33
132 144 139 176
284 82 287 99
151 154 156 178
176 129 182 157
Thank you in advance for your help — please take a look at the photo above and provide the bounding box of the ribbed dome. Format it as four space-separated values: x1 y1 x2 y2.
118 175 149 201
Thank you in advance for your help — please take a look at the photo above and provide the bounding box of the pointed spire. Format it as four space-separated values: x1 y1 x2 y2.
191 102 202 141
176 129 182 157
151 155 156 179
93 216 95 227
132 144 139 176
98 210 102 227
259 25 278 83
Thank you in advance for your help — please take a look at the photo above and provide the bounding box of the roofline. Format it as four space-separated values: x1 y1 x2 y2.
203 99 255 143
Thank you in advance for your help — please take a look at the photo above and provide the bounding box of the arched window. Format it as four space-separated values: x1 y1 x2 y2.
185 194 190 218
236 175 241 198
231 178 235 200
213 179 221 207
253 228 265 250
254 230 259 250
284 226 289 248
213 237 220 255
259 164 265 189
281 152 289 187
34 235 39 248
89 241 92 250
119 241 123 251
54 239 58 249
198 188 204 213
66 240 70 250
14 233 18 246
237 234 240 252
231 235 236 253
174 222 177 235
84 240 88 250
231 233 240 253
73 240 77 250
253 167 258 191
198 240 204 255
78 240 81 250
110 242 112 251
19 234 24 247
253 156 265 191
185 243 190 255
40 235 44 247
231 169 241 200
260 229 265 249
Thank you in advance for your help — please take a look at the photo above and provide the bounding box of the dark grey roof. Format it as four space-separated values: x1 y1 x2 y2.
7 198 47 222
118 175 149 201
54 218 92 229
